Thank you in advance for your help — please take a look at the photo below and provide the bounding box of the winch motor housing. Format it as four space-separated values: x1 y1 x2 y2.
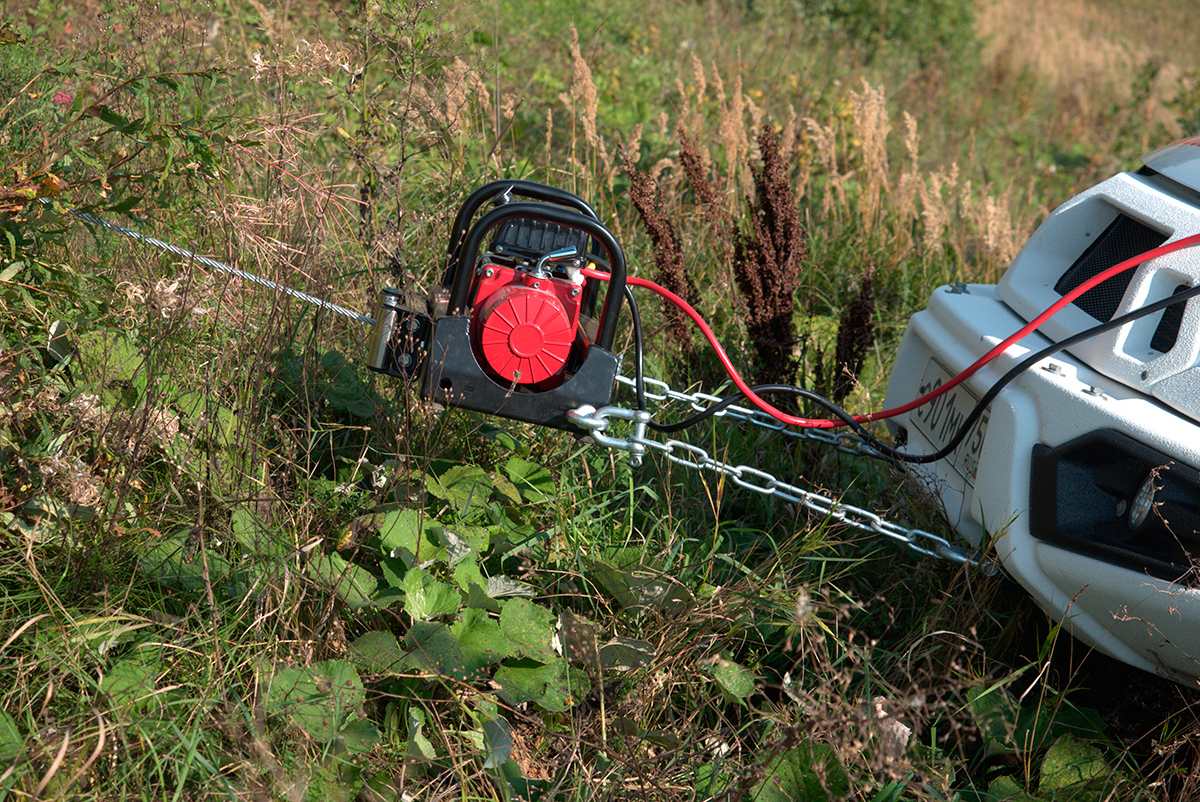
365 181 626 430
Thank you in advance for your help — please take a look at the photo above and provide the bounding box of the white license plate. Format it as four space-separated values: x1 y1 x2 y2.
910 358 989 487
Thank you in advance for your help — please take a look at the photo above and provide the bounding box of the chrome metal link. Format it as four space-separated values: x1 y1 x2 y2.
615 375 886 460
570 400 996 574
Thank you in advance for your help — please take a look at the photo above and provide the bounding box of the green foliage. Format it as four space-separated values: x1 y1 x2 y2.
802 0 979 70
752 741 851 802
960 678 1127 801
3 0 1199 798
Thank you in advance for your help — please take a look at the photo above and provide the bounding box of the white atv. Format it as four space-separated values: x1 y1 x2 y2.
885 138 1200 684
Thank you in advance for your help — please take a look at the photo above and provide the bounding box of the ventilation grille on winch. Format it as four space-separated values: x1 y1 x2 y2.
490 218 591 260
1054 213 1168 322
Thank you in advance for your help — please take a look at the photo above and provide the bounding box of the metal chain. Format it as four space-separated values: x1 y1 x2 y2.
614 375 886 460
569 399 996 574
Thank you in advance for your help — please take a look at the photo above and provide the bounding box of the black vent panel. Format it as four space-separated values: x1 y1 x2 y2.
1150 284 1191 354
1054 214 1168 321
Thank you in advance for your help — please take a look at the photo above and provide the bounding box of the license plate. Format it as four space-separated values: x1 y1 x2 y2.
910 358 989 487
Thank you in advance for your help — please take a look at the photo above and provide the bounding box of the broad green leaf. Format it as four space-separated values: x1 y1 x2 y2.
482 717 512 769
320 349 375 419
46 318 71 365
76 330 143 384
499 598 558 664
968 683 1106 758
465 582 502 613
377 509 441 566
173 391 207 427
406 707 437 760
426 465 492 514
403 622 468 681
490 472 522 505
137 534 229 592
751 742 850 802
987 776 1041 802
231 505 289 557
589 561 692 615
558 610 598 667
598 637 657 671
477 423 529 456
452 609 512 677
350 630 406 674
268 659 364 743
0 709 23 761
486 575 535 598
0 262 23 282
338 720 380 756
703 657 757 706
1039 734 1112 793
453 559 487 593
439 527 475 565
403 567 461 620
101 659 157 714
308 553 377 609
494 661 583 712
173 392 237 447
967 683 1018 754
502 457 555 504
1012 701 1108 756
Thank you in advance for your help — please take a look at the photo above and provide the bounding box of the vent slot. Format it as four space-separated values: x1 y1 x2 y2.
1150 284 1191 354
1054 213 1168 321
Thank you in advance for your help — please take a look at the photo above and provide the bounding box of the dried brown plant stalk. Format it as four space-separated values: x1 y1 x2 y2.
832 267 876 404
732 124 807 386
620 144 697 354
678 127 726 224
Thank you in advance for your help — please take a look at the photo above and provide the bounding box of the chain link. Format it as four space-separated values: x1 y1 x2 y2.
614 375 887 460
570 393 997 575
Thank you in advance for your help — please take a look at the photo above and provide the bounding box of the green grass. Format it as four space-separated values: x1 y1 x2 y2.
3 0 1200 799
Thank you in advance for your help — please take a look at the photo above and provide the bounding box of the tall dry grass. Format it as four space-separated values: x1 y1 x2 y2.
976 0 1188 149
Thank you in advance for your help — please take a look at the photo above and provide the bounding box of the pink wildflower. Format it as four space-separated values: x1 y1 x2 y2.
52 91 72 106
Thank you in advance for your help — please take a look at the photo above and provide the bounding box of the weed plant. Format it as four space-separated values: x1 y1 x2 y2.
3 0 1200 800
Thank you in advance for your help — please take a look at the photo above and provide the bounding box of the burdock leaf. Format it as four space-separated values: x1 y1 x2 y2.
499 598 558 664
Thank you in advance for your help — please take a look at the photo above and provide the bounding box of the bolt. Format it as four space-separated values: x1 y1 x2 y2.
405 317 421 331
400 354 412 367
1116 499 1127 517
483 267 495 278
1141 370 1150 381
570 287 580 297
532 281 540 289
1042 362 1065 375
1083 385 1106 399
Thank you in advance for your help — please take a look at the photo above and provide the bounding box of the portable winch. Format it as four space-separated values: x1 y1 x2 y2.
78 153 1200 684
359 158 1200 684
364 180 625 429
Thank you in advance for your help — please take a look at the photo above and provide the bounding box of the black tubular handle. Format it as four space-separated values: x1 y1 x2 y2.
444 181 599 283
447 201 627 351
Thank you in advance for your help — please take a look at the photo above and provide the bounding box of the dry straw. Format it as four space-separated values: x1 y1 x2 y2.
850 80 890 229
567 24 600 150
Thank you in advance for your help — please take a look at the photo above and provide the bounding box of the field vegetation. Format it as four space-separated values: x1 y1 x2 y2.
3 0 1200 799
